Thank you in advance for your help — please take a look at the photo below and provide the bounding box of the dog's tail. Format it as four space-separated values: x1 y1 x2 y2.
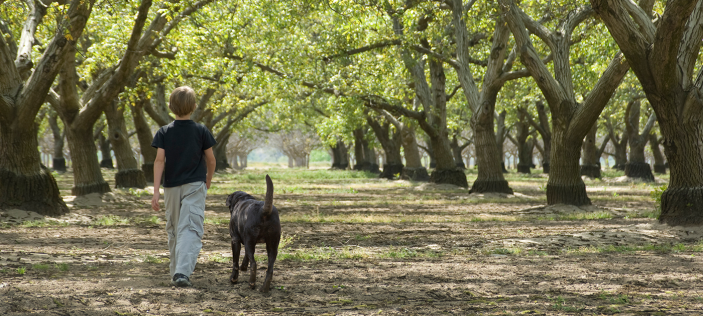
263 174 274 216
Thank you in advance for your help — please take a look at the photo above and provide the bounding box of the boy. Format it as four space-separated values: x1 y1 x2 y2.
151 86 217 287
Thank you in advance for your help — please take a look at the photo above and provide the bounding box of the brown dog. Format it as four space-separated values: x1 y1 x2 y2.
226 175 281 292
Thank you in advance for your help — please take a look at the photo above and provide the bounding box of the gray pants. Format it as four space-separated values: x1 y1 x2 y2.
164 181 207 278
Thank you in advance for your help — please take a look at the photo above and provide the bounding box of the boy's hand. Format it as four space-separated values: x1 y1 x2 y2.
206 179 211 189
151 192 160 211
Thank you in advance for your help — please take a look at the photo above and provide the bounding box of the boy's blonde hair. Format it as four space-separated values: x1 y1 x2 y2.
169 86 197 117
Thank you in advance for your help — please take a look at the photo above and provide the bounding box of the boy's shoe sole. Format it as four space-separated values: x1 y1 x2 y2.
172 274 192 287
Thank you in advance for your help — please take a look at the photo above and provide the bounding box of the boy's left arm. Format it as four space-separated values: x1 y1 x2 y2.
204 148 216 189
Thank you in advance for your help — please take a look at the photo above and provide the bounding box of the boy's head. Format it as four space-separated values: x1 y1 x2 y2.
169 86 197 117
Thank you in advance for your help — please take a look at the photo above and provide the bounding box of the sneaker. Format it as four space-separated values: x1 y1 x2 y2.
172 273 192 287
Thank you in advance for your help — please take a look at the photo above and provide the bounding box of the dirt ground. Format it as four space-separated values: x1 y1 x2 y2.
1 168 702 315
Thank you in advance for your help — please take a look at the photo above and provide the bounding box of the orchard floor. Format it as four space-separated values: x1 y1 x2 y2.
2 167 703 315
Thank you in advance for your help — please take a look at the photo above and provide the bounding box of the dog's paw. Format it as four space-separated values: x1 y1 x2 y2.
230 277 238 284
248 282 256 289
259 285 270 293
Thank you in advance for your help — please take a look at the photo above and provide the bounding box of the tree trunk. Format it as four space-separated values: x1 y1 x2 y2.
65 125 111 196
352 128 379 173
368 117 404 179
0 123 69 215
649 132 666 174
330 140 349 170
239 153 248 169
214 132 231 171
580 123 601 179
97 133 114 169
495 110 509 174
399 122 429 181
612 133 628 170
471 110 513 193
130 97 157 182
517 140 534 174
425 138 437 168
658 109 703 225
105 100 146 189
548 127 591 205
535 102 552 173
48 113 67 173
450 136 467 169
625 100 654 181
515 108 533 174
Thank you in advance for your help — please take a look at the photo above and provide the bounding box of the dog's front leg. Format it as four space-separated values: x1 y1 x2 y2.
244 241 257 289
230 240 241 284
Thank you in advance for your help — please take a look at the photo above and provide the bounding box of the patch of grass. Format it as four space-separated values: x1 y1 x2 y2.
489 247 523 255
568 242 699 255
92 215 129 226
132 215 161 227
143 255 165 264
209 253 231 263
204 217 229 225
279 234 296 249
55 263 70 271
354 234 371 241
127 188 149 197
32 263 50 271
17 266 26 275
550 295 583 312
20 220 70 228
536 211 613 221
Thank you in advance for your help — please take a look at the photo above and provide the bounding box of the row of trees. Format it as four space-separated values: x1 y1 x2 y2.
1 0 701 225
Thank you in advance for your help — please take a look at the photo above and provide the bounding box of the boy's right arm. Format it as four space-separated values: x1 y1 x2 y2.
152 148 166 211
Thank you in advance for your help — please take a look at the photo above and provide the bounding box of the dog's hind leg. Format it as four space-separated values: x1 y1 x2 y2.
259 238 279 293
240 254 249 271
244 241 257 289
230 240 240 284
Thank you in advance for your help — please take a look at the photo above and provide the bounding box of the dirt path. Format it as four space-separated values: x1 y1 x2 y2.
1 170 702 315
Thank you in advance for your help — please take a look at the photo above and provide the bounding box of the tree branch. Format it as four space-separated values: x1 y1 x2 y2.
622 0 655 42
568 52 630 142
323 39 401 62
678 1 703 90
16 0 93 128
650 0 698 94
409 44 463 68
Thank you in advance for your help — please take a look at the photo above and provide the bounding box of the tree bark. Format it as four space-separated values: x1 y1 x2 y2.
48 112 67 173
352 128 380 173
97 132 113 169
330 140 349 170
649 132 666 174
65 125 111 195
214 132 231 171
471 110 513 193
580 123 601 179
105 99 146 188
494 110 509 173
450 135 469 169
368 116 403 179
0 123 68 215
515 108 534 174
130 96 157 182
624 99 655 181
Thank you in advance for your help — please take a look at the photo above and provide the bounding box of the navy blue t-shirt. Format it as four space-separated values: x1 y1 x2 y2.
151 120 217 188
